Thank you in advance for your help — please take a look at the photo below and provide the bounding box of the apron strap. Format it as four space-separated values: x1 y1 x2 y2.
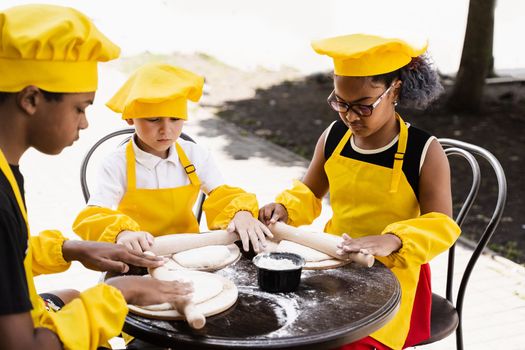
0 150 28 225
331 113 408 193
125 140 137 190
389 114 408 193
125 139 202 189
333 127 353 156
175 143 201 187
1 149 41 311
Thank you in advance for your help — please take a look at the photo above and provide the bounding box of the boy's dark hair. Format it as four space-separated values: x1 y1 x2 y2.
0 89 64 104
371 54 443 110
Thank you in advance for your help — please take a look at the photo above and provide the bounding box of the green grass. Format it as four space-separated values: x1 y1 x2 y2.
489 241 522 265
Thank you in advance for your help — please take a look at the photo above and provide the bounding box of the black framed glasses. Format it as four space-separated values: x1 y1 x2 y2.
327 84 394 117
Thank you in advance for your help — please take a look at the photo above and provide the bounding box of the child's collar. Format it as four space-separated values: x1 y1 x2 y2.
131 136 179 170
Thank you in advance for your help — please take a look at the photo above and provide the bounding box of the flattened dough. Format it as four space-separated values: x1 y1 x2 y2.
173 245 231 269
129 272 237 320
264 240 350 270
276 240 332 262
142 270 224 311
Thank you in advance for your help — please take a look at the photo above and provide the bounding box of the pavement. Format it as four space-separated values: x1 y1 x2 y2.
26 65 525 349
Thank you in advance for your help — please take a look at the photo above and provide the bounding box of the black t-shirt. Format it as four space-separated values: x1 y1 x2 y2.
0 164 32 315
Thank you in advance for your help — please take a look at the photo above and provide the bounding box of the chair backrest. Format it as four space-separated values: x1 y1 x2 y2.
438 138 507 348
80 128 206 223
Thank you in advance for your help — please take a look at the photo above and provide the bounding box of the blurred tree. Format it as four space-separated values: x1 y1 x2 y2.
448 0 497 112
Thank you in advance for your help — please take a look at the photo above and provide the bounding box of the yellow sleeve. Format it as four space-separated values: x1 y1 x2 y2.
203 185 259 230
39 284 128 350
73 206 141 243
378 212 461 269
275 180 322 227
30 230 71 276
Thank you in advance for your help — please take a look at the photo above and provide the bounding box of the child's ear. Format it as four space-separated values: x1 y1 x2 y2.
125 119 134 126
17 86 40 115
394 79 403 90
393 79 403 99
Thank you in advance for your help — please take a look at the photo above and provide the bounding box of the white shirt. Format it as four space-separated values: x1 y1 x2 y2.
87 137 225 209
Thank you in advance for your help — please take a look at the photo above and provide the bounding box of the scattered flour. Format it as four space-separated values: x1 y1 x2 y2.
240 286 300 338
255 257 299 270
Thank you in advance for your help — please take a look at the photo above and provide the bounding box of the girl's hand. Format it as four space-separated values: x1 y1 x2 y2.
116 230 154 252
258 203 288 226
105 275 193 306
228 211 273 253
62 240 164 273
336 233 402 257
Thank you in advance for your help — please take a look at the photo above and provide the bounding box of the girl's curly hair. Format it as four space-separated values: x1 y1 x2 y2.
371 54 443 110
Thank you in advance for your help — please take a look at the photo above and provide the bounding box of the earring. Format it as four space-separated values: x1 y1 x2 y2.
393 100 398 107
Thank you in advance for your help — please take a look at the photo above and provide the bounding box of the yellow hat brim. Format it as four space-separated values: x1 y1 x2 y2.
117 98 188 120
0 58 98 92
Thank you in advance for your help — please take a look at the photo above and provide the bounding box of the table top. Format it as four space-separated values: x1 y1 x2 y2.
120 254 400 350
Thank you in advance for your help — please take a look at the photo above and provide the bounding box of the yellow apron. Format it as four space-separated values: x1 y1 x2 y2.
117 139 201 235
324 115 423 349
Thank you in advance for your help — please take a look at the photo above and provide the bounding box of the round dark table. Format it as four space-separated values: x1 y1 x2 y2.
120 256 400 350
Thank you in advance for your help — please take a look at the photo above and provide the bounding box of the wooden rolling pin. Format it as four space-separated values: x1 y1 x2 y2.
269 222 375 268
150 230 238 256
145 252 206 329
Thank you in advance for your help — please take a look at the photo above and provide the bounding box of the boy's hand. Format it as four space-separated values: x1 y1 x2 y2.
336 233 402 257
258 203 288 226
62 240 164 273
228 211 273 253
116 230 154 252
105 275 193 306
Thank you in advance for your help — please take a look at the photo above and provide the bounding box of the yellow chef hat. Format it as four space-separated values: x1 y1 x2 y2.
106 63 204 120
311 34 427 76
0 4 120 92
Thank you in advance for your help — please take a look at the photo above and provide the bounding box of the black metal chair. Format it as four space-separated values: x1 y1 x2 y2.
80 128 206 222
416 138 507 349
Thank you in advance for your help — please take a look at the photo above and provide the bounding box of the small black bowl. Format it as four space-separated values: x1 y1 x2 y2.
252 252 305 293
